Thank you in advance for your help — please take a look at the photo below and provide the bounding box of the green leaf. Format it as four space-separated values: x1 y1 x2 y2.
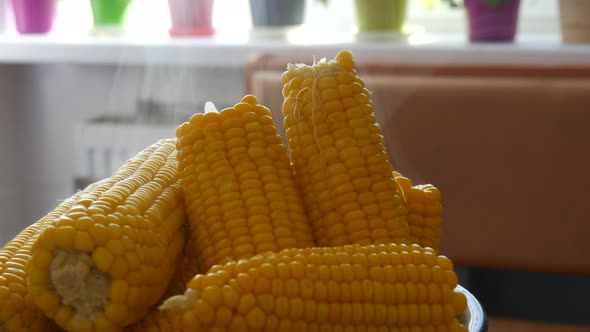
483 0 510 7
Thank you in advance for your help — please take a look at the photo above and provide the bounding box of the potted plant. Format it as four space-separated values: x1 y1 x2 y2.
559 0 590 43
89 0 133 30
11 0 58 34
0 0 7 33
317 0 409 39
354 0 408 34
168 0 214 36
249 0 306 28
463 0 520 42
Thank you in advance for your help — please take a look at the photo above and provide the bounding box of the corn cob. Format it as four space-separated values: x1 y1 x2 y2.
124 307 180 332
281 50 409 246
165 237 200 297
123 242 197 332
125 243 205 332
0 188 91 332
25 139 187 332
156 243 467 332
393 172 443 253
176 96 315 272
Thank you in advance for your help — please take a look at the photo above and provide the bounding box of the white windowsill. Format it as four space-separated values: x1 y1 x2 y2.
0 32 588 67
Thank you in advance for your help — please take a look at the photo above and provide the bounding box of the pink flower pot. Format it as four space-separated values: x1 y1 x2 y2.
168 0 214 36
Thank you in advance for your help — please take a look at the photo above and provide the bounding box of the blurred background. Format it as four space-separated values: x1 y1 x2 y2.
0 0 589 331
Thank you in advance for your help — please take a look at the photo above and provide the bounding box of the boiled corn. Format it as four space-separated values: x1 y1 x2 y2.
26 139 187 332
394 172 443 253
158 243 467 332
281 50 409 246
176 96 314 272
0 187 89 332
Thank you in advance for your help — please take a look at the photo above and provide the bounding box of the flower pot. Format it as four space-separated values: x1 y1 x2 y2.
559 0 590 43
464 0 520 42
0 0 8 33
249 0 305 27
354 0 408 33
0 0 7 33
89 0 133 27
11 0 58 34
168 0 214 36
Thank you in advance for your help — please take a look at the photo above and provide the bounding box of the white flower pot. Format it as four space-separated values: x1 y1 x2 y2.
0 0 7 33
559 0 590 43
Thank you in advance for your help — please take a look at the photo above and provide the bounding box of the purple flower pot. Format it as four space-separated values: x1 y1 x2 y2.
465 0 520 42
11 0 58 34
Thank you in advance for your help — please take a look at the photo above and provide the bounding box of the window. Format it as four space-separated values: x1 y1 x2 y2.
40 0 561 39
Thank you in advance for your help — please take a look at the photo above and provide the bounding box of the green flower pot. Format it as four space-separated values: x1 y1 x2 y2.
354 0 408 33
90 0 133 26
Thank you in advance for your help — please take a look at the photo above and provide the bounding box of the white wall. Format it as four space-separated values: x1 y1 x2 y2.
0 64 244 247
0 65 26 246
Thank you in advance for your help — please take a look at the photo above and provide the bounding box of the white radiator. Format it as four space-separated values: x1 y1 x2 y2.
74 116 178 185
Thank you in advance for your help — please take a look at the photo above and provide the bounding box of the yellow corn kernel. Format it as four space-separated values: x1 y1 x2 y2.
25 139 187 332
281 51 409 246
176 97 314 272
156 243 466 332
393 171 443 253
0 187 84 332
